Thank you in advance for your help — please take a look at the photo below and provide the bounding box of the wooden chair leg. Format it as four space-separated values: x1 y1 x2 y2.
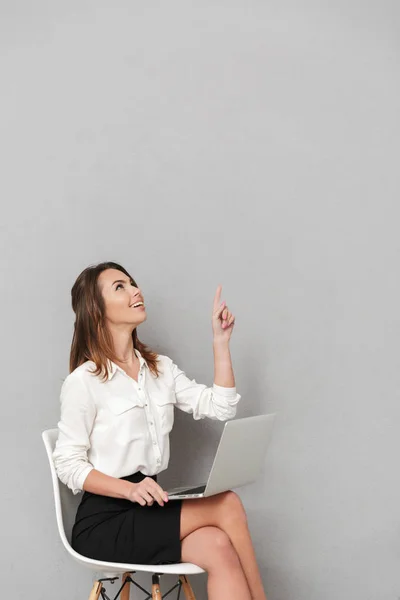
179 575 196 600
120 572 131 600
88 580 102 600
151 574 162 599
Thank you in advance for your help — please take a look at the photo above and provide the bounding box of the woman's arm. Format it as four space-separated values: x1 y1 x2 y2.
82 469 133 498
168 286 240 420
52 374 96 494
168 352 241 421
82 470 167 505
213 339 235 388
53 374 133 497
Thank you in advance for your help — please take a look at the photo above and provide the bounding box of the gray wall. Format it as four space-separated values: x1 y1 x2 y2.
1 1 399 598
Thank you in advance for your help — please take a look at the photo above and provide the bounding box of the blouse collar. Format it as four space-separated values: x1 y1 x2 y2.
107 348 148 381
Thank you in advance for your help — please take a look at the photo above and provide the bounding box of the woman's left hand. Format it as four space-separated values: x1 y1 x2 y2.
212 284 236 342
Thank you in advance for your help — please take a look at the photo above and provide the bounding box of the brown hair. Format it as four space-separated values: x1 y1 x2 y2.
69 261 160 382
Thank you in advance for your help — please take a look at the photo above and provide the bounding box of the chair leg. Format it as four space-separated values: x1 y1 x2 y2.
88 580 102 600
179 575 196 600
152 574 162 599
120 572 131 600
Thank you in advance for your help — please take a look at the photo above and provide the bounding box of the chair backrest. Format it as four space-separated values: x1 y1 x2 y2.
42 428 82 552
42 428 205 576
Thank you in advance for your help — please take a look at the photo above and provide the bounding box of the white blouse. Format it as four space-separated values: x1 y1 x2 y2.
53 349 241 494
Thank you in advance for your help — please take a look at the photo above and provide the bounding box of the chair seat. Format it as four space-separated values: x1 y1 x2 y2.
69 547 205 576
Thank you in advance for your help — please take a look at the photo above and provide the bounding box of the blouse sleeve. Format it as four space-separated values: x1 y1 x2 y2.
168 357 241 421
52 373 96 495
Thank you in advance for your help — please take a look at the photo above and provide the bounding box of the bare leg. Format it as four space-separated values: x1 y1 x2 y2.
180 491 267 600
181 525 252 600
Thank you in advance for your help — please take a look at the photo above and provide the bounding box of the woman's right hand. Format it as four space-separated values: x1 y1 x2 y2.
126 477 169 507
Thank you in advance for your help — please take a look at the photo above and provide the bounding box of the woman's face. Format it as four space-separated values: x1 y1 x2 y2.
98 268 147 328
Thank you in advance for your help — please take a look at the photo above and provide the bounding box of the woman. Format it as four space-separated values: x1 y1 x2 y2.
53 261 267 600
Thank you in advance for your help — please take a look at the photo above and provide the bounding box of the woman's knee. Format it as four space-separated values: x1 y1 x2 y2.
181 526 240 571
202 527 240 570
218 490 247 524
180 491 248 540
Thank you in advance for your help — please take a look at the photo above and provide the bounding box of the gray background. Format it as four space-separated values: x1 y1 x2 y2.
1 1 399 599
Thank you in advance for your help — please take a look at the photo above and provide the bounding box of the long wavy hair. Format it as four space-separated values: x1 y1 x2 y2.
69 261 160 382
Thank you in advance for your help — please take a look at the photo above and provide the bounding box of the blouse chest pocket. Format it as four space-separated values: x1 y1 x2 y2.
154 389 176 434
105 395 144 444
107 395 143 415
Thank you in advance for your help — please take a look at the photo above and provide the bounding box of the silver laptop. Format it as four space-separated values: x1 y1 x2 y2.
166 413 276 500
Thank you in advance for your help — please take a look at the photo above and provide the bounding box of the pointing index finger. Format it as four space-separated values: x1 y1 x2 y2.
213 284 223 312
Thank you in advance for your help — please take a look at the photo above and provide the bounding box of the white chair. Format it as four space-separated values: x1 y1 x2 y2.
42 428 204 599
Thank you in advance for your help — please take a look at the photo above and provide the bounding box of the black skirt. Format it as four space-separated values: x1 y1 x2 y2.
71 472 183 565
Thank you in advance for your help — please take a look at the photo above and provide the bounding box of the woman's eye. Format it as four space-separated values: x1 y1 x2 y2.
116 282 135 290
